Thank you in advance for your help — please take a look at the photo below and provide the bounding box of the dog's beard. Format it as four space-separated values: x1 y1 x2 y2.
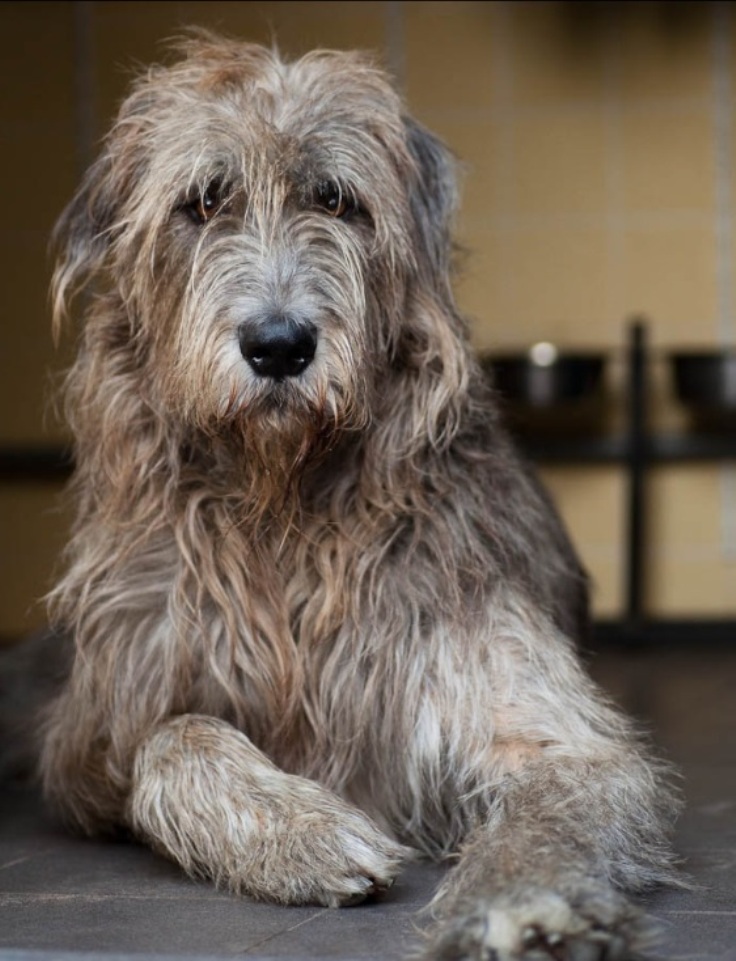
211 376 359 522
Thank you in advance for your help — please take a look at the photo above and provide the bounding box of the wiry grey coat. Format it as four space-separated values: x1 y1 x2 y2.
41 33 680 960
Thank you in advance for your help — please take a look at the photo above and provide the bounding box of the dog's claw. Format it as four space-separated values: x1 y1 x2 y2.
341 889 371 907
521 924 567 958
565 942 604 961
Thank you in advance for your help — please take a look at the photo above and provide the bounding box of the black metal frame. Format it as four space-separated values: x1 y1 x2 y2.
520 320 736 646
0 446 72 483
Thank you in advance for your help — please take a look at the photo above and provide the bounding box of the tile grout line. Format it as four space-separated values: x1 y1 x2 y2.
0 849 55 871
658 909 736 917
0 892 288 904
238 908 329 956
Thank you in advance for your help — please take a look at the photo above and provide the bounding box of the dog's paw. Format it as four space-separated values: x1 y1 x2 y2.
276 802 412 907
214 773 413 907
423 884 653 961
130 716 411 906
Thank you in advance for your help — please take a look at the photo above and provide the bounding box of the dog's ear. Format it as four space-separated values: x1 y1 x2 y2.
50 151 120 339
403 116 458 291
376 118 469 461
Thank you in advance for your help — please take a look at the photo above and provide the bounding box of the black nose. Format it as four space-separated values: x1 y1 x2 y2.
238 317 317 380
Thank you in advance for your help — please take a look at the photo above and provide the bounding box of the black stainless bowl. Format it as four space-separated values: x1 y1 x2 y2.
480 345 606 409
671 350 736 413
479 344 607 434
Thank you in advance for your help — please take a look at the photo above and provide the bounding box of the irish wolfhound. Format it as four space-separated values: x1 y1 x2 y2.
42 33 680 960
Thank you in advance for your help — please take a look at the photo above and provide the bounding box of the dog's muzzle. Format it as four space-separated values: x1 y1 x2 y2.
238 317 317 380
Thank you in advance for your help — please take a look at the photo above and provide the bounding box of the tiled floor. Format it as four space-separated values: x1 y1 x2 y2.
0 645 734 961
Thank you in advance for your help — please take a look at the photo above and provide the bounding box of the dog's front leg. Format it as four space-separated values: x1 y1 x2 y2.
128 714 408 905
424 755 667 961
417 607 679 960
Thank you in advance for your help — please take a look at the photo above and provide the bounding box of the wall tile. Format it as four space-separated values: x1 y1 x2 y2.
404 1 502 112
612 3 713 104
648 553 736 617
426 118 506 222
0 484 71 638
648 465 724 549
0 1 75 125
452 230 517 349
510 110 609 216
616 225 718 342
0 238 68 446
619 109 716 213
507 1 608 108
497 226 612 346
539 465 625 618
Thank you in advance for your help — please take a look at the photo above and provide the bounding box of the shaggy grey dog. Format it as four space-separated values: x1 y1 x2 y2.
42 33 680 960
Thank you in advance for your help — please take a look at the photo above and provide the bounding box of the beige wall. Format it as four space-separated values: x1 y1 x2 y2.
1 0 735 636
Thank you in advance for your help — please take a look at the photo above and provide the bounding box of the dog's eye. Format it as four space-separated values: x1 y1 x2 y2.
314 180 351 218
185 180 226 225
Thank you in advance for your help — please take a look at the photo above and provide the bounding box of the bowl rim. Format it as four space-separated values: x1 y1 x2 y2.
669 349 736 362
479 350 607 365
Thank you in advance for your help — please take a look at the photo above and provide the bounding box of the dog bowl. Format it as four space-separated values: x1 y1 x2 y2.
671 350 736 413
480 343 606 408
670 349 736 430
479 343 607 435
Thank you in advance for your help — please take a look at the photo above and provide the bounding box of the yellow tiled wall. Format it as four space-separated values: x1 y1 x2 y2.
2 0 736 635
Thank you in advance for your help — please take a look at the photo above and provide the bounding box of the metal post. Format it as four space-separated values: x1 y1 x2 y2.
625 319 647 639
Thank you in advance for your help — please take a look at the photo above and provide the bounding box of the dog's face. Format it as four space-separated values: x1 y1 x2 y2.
54 35 459 454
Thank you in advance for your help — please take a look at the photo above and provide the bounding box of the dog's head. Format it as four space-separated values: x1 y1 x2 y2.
53 33 468 459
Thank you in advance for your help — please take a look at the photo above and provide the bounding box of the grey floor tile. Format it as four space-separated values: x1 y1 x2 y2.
0 843 219 900
0 953 250 961
648 911 736 961
243 907 423 959
0 894 324 956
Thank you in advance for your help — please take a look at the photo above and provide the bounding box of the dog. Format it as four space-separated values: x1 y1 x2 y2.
40 32 680 960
